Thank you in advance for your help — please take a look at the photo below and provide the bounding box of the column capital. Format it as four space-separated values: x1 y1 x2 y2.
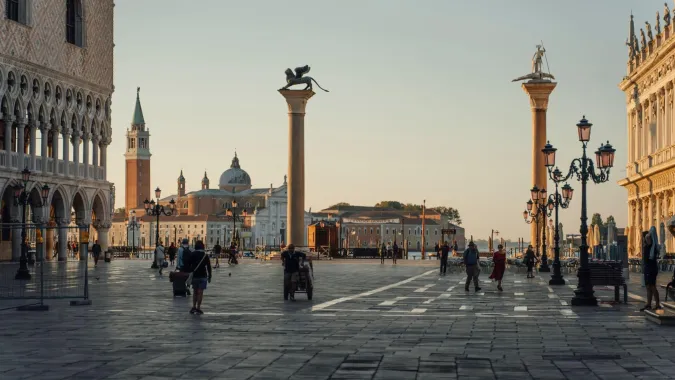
91 134 101 143
3 114 15 124
39 122 51 132
521 82 557 111
279 90 315 114
14 117 27 126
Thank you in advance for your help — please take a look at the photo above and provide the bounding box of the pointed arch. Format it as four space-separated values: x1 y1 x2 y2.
38 105 46 123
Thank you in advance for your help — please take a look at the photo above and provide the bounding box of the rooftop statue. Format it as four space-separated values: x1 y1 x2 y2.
511 44 555 82
665 3 672 27
646 21 654 41
657 12 662 34
279 65 329 92
641 28 647 48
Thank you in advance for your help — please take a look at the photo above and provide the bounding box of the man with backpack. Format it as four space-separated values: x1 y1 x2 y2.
463 241 481 292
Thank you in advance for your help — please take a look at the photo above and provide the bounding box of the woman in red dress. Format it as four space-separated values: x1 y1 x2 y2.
489 244 506 291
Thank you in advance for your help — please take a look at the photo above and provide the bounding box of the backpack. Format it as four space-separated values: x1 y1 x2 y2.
181 248 193 270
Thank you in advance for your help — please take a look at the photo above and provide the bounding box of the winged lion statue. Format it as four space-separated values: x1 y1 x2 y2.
279 65 329 92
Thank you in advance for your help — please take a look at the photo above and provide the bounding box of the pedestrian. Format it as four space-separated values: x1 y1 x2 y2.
489 244 506 291
188 240 212 315
463 241 481 292
155 242 166 275
213 241 222 268
281 244 307 301
91 240 102 267
434 243 440 260
380 243 386 264
641 227 662 311
440 241 450 275
525 245 536 278
177 238 192 295
392 242 399 264
453 241 458 255
73 242 79 260
167 242 177 266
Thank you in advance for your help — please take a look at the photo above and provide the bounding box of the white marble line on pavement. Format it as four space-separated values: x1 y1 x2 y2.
311 269 436 311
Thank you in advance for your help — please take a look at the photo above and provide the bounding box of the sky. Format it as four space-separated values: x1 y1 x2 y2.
109 0 655 240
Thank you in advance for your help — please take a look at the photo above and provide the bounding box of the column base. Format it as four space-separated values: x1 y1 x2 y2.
16 304 49 311
549 276 565 285
14 268 31 280
70 299 92 306
571 288 598 306
539 263 551 272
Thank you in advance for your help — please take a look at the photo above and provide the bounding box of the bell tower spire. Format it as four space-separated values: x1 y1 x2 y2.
125 87 151 216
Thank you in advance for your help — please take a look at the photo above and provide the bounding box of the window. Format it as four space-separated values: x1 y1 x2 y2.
386 228 389 235
6 0 28 24
66 0 84 47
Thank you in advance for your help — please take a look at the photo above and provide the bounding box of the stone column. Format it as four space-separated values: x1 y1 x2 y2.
16 119 25 169
29 122 36 170
92 135 99 174
52 126 59 175
71 132 80 177
11 216 21 262
45 222 55 261
4 115 13 156
82 133 90 178
40 122 49 174
57 220 68 261
96 223 110 253
279 89 314 247
62 130 70 177
100 139 108 180
521 81 557 245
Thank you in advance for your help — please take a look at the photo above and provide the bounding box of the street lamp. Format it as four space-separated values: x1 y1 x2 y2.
523 185 553 272
540 149 575 285
144 187 175 268
126 210 140 257
542 116 616 306
14 168 49 280
226 200 248 248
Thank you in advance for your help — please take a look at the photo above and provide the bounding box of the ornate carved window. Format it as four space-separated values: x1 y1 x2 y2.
66 0 84 47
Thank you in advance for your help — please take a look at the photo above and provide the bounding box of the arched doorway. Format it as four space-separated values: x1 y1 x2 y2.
90 192 106 250
70 191 87 260
48 187 68 261
0 183 20 261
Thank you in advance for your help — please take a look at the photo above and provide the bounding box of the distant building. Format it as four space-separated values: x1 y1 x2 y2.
310 205 465 252
112 91 310 249
618 10 675 256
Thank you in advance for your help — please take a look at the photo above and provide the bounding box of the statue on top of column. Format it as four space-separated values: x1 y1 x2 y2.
646 21 654 41
665 3 672 27
279 65 329 92
511 44 555 82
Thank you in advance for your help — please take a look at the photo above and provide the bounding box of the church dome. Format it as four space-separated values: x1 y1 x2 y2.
219 152 252 191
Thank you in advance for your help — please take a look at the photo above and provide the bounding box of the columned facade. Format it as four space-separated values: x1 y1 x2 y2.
0 0 115 260
619 10 675 256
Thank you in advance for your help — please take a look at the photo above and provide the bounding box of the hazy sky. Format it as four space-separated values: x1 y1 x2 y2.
109 0 652 240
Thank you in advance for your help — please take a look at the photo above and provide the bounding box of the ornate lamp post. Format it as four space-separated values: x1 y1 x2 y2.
523 186 553 271
144 187 175 267
541 116 616 306
126 210 140 257
14 168 49 280
540 151 575 285
226 200 248 247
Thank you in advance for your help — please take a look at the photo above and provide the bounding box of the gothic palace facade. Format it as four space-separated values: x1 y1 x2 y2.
0 0 114 260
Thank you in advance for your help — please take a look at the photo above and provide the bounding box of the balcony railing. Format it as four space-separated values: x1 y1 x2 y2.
627 145 675 177
0 151 106 181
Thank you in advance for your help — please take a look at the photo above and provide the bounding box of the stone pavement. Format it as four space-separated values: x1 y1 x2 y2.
1 259 675 380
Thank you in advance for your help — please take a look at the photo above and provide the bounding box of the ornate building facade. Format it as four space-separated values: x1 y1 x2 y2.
0 0 114 260
619 9 675 256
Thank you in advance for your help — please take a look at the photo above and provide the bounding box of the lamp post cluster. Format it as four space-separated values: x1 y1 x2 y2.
226 199 247 247
541 116 616 306
544 163 574 285
14 168 49 280
144 187 175 267
523 186 553 272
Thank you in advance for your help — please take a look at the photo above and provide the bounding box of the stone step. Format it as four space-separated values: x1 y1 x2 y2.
644 306 675 325
663 302 675 311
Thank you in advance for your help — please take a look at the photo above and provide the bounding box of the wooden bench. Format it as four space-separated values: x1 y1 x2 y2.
588 262 627 303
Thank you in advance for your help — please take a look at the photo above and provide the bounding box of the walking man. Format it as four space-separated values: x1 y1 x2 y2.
189 241 212 315
392 241 399 264
213 240 222 268
440 241 449 275
463 241 481 292
177 238 192 295
281 244 306 301
380 242 386 264
155 242 166 275
91 240 102 267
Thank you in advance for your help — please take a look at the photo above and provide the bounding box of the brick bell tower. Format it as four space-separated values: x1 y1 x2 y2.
124 87 151 217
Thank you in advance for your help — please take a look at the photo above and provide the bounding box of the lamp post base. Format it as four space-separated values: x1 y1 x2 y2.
539 263 551 272
14 268 31 280
571 291 598 306
549 275 565 285
150 263 158 269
